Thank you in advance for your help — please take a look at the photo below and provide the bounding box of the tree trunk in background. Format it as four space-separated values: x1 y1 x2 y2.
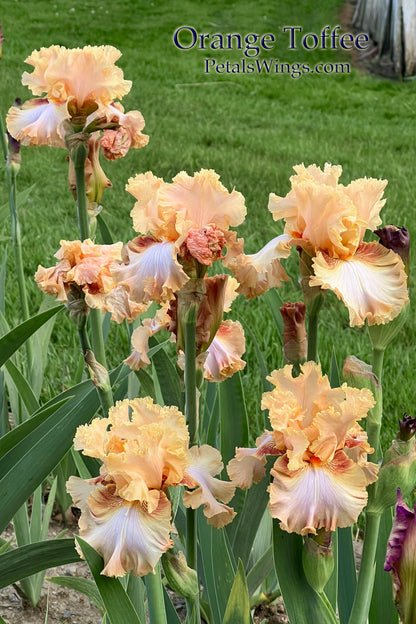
353 0 416 76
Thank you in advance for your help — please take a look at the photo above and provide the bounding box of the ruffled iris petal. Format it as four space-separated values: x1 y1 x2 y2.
342 177 386 234
227 432 279 489
74 398 189 511
268 175 360 259
183 445 236 528
22 45 131 104
223 233 291 298
87 286 148 323
310 241 409 326
203 320 246 382
67 477 172 577
112 238 188 304
125 305 171 370
269 451 378 535
161 169 247 240
6 99 67 147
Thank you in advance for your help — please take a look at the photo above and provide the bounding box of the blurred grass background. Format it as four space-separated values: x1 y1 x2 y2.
0 0 415 448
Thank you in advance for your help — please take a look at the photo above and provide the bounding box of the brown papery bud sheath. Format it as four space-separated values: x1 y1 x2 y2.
280 301 307 365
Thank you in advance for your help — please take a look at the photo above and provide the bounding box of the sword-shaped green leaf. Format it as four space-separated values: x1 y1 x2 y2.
76 537 144 624
0 305 63 368
0 539 80 588
222 559 250 624
273 521 338 624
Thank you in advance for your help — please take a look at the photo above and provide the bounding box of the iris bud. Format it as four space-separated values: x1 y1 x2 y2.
280 302 307 365
162 549 199 601
302 529 334 594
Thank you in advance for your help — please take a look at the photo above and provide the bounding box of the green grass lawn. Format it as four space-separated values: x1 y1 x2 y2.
1 0 415 449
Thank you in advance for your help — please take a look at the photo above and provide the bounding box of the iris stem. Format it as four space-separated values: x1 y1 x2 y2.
185 303 198 445
348 346 385 624
306 295 323 363
145 563 168 624
89 307 109 368
184 302 201 623
348 512 381 624
0 116 8 160
72 140 113 415
5 144 34 383
73 144 90 241
367 347 384 461
78 320 91 355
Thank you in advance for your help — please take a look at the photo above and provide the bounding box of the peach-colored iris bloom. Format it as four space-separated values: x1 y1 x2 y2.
67 397 235 577
227 362 378 535
111 169 247 305
6 45 148 153
223 231 291 298
268 163 408 326
35 239 144 322
125 275 246 383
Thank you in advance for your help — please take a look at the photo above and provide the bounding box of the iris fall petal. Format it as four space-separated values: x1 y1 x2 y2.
310 241 409 326
67 476 173 577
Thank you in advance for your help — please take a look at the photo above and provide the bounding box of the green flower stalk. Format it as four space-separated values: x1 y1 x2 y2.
184 302 201 623
65 123 114 413
145 564 168 624
0 106 35 380
348 287 411 624
298 248 324 363
347 345 384 624
180 278 204 623
65 125 91 241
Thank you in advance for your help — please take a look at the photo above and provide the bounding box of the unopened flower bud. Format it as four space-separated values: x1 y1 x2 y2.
398 413 416 442
280 302 307 365
6 133 21 174
375 225 409 276
302 530 334 594
385 489 416 624
84 350 111 392
343 356 380 393
195 275 228 353
368 422 416 513
161 549 199 601
66 284 89 329
68 136 112 215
